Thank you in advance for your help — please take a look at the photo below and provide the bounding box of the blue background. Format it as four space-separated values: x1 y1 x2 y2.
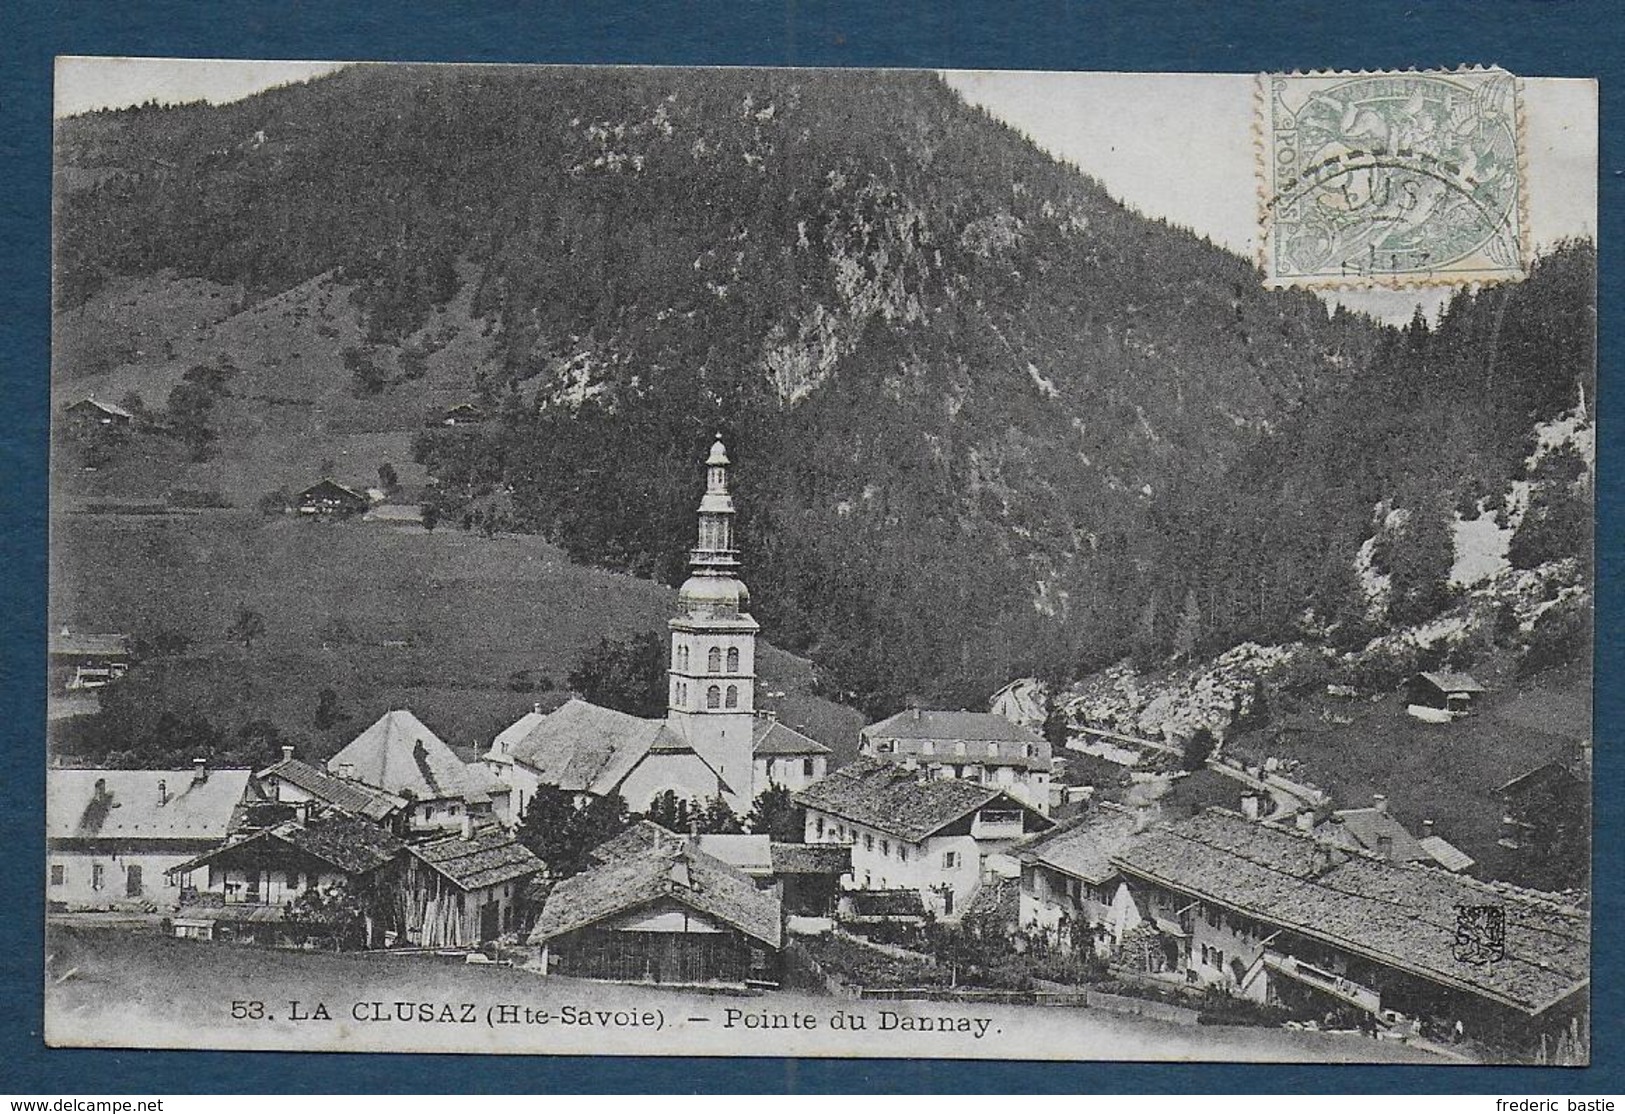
1 0 1617 1094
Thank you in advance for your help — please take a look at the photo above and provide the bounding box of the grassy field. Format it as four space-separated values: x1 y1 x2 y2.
50 507 863 761
1228 657 1589 884
50 270 865 762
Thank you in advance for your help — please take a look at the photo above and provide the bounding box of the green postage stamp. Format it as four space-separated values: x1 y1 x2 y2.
1258 68 1527 288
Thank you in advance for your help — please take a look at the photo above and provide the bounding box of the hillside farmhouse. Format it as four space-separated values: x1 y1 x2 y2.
49 630 133 691
63 397 134 432
296 478 370 517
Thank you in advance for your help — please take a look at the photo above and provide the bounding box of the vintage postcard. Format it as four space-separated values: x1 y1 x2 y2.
45 59 1595 1064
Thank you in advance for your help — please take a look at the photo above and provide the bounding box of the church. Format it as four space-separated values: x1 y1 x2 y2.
483 438 830 818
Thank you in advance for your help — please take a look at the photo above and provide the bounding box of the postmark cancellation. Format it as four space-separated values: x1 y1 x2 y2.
1258 68 1528 289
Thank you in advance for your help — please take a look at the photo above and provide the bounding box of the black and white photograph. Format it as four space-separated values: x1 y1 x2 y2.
44 58 1595 1065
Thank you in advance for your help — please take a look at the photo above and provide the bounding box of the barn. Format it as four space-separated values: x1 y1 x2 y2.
397 824 543 948
530 837 782 987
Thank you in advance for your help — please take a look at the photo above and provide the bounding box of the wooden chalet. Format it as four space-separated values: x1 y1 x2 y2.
296 479 370 517
168 808 406 945
48 630 134 691
1406 671 1487 716
397 823 543 948
63 397 134 432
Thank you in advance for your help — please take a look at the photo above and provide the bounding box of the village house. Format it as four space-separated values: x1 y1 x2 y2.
255 745 408 831
295 478 370 517
1310 794 1477 874
530 832 783 987
750 713 832 793
48 630 133 691
794 756 1052 919
328 709 510 832
1016 801 1147 955
1312 794 1429 864
47 765 253 912
1109 808 1589 1052
396 822 544 948
167 807 406 945
859 708 1053 814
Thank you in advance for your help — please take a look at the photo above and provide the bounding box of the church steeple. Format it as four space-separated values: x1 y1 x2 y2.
691 434 740 573
667 435 758 810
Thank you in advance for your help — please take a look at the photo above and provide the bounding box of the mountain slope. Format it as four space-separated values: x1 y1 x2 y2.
53 66 1594 715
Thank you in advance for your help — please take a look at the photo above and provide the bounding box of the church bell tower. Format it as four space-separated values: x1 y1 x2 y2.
666 435 758 809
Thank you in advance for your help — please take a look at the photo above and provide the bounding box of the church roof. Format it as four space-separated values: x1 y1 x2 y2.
326 710 495 803
492 698 731 797
752 718 831 756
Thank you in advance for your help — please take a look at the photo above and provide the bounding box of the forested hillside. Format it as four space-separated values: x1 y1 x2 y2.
54 65 1595 716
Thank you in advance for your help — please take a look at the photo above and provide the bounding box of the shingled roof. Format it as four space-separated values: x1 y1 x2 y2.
1111 809 1589 1016
257 755 406 822
1016 801 1142 884
328 710 498 803
792 756 1050 842
531 839 781 949
588 819 686 864
406 827 544 891
489 698 730 796
48 768 252 844
170 810 406 877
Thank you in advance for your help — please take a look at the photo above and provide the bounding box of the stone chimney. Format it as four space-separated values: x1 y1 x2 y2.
281 745 294 763
1240 792 1260 820
460 812 475 841
533 702 542 715
191 757 208 783
1372 793 1388 815
1295 807 1316 831
912 707 922 721
1423 819 1436 836
157 779 168 806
